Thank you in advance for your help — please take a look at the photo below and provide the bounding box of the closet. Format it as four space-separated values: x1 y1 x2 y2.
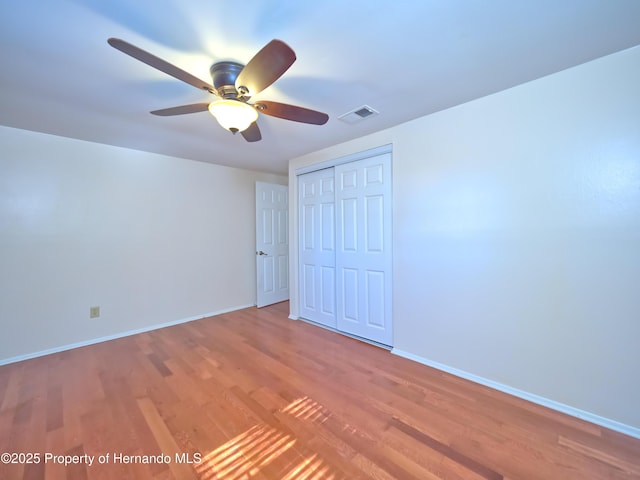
298 148 392 346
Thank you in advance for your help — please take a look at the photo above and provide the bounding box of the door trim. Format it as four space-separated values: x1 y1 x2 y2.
295 144 392 176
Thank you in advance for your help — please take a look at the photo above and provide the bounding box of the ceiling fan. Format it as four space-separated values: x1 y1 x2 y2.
107 38 329 142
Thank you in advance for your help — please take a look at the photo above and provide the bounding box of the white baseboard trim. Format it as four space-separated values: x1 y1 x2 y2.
391 348 640 440
288 314 299 320
0 304 255 367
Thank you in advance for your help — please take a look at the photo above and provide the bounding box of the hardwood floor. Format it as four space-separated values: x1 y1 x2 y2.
1 301 639 479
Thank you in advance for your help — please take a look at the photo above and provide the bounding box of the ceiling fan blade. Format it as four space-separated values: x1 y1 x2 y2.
150 103 210 116
235 40 296 97
108 38 215 94
256 101 328 125
241 122 262 142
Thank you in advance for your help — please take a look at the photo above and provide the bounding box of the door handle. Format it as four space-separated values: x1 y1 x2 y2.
257 250 268 256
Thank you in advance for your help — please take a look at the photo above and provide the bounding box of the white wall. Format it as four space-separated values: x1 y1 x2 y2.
0 127 286 363
288 46 640 432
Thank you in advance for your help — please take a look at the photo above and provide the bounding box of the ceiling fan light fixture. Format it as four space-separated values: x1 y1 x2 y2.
208 100 258 133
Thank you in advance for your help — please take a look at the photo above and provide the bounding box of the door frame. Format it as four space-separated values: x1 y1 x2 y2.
295 144 392 176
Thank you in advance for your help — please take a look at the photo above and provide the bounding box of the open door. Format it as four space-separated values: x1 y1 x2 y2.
256 182 289 307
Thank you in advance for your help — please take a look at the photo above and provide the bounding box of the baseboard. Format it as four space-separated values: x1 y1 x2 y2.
0 304 255 367
288 314 299 320
391 348 640 440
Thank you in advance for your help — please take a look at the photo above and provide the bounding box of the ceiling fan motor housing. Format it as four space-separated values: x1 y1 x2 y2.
209 62 245 99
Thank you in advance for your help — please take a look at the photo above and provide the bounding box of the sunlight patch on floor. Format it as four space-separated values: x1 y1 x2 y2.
196 424 296 479
196 396 341 479
282 396 330 423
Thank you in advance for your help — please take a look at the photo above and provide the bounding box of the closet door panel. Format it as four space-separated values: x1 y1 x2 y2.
298 168 337 328
335 153 392 345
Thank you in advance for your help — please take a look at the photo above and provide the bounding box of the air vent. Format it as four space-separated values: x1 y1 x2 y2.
338 105 379 124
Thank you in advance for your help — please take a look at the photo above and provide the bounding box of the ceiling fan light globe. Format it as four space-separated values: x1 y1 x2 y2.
208 100 258 133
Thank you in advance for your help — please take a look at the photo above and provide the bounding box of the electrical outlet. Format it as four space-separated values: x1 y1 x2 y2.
90 306 100 319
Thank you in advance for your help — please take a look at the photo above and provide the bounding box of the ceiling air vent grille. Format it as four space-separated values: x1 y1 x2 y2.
338 105 379 124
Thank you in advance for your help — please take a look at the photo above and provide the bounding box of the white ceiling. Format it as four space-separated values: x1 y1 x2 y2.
1 1 639 175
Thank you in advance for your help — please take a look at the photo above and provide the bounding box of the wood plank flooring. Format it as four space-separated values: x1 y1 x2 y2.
1 301 639 479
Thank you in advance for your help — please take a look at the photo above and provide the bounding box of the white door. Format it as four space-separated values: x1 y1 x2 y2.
298 168 337 328
256 182 289 308
335 153 392 345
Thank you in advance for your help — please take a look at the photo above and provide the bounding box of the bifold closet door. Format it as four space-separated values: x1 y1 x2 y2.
298 168 337 328
335 153 392 346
